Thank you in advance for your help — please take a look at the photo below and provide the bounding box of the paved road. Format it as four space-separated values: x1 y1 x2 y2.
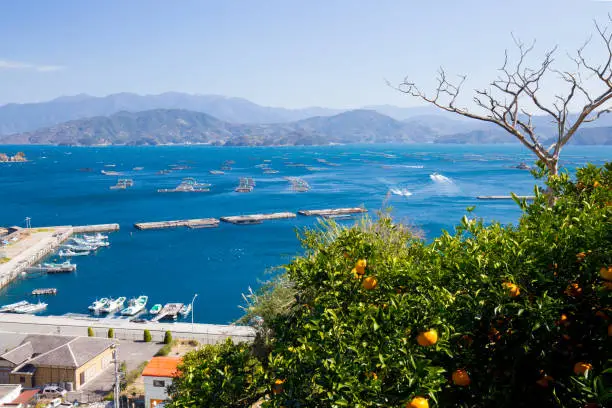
0 312 255 344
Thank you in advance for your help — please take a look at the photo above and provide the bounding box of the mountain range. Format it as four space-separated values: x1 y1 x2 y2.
0 92 610 146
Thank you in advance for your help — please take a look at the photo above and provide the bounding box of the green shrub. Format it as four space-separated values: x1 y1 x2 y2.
167 164 612 408
155 344 172 357
87 327 94 337
143 329 152 343
164 330 172 344
108 328 114 338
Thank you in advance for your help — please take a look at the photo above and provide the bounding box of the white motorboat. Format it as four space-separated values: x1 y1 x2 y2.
88 298 110 312
179 304 192 315
13 302 47 314
120 295 148 316
99 297 126 313
0 300 29 313
59 249 90 257
149 304 162 315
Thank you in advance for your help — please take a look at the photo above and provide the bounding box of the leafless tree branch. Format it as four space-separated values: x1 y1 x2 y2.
394 16 612 176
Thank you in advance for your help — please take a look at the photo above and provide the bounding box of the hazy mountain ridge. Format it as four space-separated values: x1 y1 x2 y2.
0 109 435 146
0 92 610 146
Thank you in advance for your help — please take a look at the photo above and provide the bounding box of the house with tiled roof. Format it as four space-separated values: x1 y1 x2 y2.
0 334 114 390
142 357 182 408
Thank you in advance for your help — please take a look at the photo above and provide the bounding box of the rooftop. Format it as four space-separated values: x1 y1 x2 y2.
0 384 21 400
1 334 114 369
142 357 182 378
11 389 39 404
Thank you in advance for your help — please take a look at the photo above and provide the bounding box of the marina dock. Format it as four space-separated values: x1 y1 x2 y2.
298 207 368 217
151 303 184 322
0 223 119 290
476 196 536 200
220 212 296 225
134 218 220 230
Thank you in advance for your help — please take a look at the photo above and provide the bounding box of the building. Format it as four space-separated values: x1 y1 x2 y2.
0 385 22 405
142 357 182 408
0 334 114 390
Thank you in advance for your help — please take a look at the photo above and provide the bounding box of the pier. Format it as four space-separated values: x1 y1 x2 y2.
134 218 220 230
220 212 296 225
151 303 184 322
476 196 536 200
298 207 368 217
73 224 120 233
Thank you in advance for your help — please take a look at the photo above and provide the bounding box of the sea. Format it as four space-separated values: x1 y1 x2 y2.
0 144 609 324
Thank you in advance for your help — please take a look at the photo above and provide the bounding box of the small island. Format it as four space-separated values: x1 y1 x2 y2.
0 152 27 162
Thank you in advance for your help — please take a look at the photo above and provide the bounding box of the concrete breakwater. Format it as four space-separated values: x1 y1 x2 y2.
133 207 367 230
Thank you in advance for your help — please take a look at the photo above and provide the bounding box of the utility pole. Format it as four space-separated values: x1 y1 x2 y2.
191 293 198 337
112 344 120 408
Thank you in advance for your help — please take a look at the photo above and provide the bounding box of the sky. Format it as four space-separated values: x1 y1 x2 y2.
0 0 610 108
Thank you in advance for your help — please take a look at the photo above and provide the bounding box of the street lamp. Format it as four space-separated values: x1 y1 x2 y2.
191 293 198 337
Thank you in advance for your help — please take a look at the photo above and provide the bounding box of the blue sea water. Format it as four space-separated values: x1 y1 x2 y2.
0 144 609 323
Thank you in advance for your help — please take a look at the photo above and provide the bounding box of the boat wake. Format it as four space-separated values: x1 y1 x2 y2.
429 172 453 184
389 188 413 197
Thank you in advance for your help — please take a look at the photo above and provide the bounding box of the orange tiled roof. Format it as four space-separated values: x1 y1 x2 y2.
142 356 182 378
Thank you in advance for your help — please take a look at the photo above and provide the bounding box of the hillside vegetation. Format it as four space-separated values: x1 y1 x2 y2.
168 163 611 407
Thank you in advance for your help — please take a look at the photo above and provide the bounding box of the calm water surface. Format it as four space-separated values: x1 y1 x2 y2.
0 144 609 323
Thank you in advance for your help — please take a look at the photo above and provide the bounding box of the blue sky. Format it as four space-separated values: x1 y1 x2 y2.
0 0 609 108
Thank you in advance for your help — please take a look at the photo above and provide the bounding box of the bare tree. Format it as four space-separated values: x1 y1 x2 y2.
396 16 612 177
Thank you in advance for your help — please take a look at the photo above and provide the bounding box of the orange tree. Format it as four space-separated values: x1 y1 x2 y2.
168 163 611 408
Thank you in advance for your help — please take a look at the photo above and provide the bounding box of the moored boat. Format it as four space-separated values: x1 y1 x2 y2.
149 304 162 315
0 300 29 313
179 304 192 315
13 302 47 314
120 295 148 316
59 249 90 257
89 298 110 312
99 297 126 313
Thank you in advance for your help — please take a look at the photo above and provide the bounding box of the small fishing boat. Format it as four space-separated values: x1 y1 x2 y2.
89 298 110 312
59 249 90 257
209 170 225 175
63 244 96 252
0 300 29 313
99 297 126 313
179 304 192 315
120 295 148 316
13 302 47 314
149 304 162 315
32 288 57 295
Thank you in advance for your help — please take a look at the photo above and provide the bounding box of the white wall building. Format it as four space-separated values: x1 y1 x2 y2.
142 357 181 408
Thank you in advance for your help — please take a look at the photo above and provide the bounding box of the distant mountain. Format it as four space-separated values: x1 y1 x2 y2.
569 126 612 145
0 92 343 135
0 109 434 146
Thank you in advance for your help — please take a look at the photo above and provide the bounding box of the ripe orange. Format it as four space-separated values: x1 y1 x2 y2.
355 259 367 275
536 375 554 387
576 252 587 262
558 314 569 326
573 362 593 375
565 283 582 297
603 281 612 290
452 369 471 386
502 282 520 297
600 266 612 281
272 378 285 395
406 397 429 408
351 268 361 279
593 180 601 188
362 276 377 290
417 329 438 346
